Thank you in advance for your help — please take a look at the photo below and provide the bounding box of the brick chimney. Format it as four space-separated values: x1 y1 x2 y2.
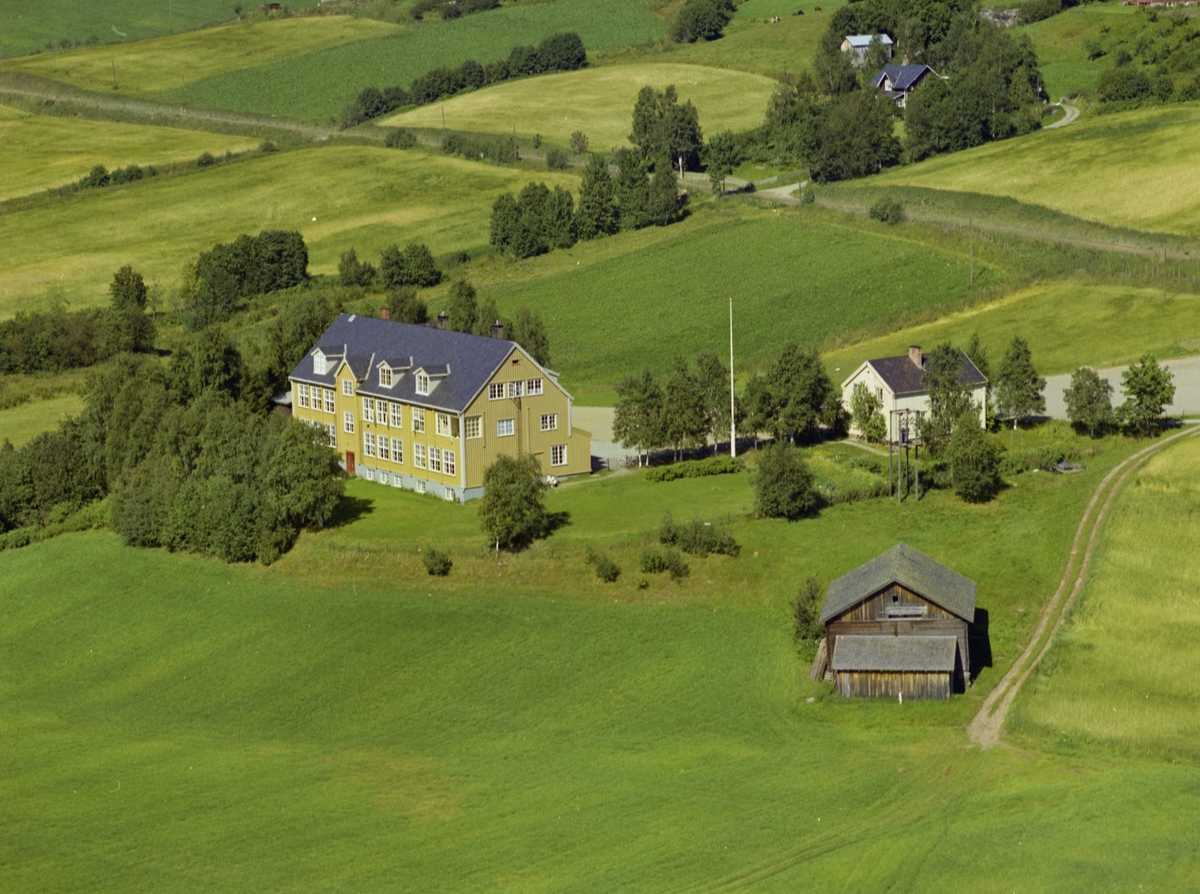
491 320 505 340
437 311 449 330
909 345 923 368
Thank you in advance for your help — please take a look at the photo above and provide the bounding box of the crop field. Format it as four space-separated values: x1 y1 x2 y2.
823 281 1200 378
155 0 666 122
7 429 1200 891
475 214 993 391
381 63 777 151
0 146 578 320
870 104 1200 238
0 105 257 202
1013 434 1200 762
5 15 398 98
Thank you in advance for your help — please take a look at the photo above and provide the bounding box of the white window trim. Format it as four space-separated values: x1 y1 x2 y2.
362 397 374 423
488 383 504 401
391 438 404 463
444 450 456 477
342 379 354 396
415 372 430 395
379 366 393 387
527 378 543 395
541 413 557 432
313 352 327 376
378 435 389 459
414 443 427 470
465 416 482 439
429 447 441 473
324 389 336 413
412 407 425 433
344 412 355 434
364 432 376 457
390 403 403 428
551 444 567 467
298 383 310 409
498 419 514 437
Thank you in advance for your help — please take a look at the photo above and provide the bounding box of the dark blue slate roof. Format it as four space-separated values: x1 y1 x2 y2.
288 313 517 413
871 63 933 92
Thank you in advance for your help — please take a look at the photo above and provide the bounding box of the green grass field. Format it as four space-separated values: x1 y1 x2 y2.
153 0 666 122
1018 0 1140 99
1013 433 1200 762
823 280 1200 378
871 104 1200 238
381 63 776 151
8 428 1200 891
0 0 319 58
473 212 993 391
0 394 84 447
0 146 578 320
5 15 398 97
0 105 257 201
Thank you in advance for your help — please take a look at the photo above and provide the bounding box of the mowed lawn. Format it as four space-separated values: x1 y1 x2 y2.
158 0 666 121
871 105 1200 238
0 146 578 319
5 432 1200 890
475 215 994 391
1013 433 1200 761
5 15 396 96
824 281 1200 378
0 105 257 201
381 64 777 151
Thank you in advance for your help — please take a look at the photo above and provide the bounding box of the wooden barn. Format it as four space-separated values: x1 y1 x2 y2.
813 543 976 700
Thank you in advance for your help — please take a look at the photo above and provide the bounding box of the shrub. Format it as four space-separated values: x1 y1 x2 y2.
673 0 734 43
1097 67 1152 102
658 512 740 558
422 547 453 576
792 576 824 642
753 443 819 520
384 128 418 149
869 197 906 225
645 455 743 482
338 248 377 287
545 147 570 170
948 411 1002 502
79 164 110 188
569 131 589 155
442 131 519 164
260 140 279 153
196 151 216 168
586 548 621 582
640 546 690 580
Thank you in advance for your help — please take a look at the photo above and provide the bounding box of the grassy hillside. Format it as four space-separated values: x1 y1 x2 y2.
871 104 1200 238
0 394 84 447
0 105 257 202
7 430 1200 891
5 16 398 97
823 281 1200 378
154 0 666 122
1013 434 1200 761
474 213 993 391
381 63 777 151
0 147 578 319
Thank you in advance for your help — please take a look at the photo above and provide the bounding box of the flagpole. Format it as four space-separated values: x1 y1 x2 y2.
729 297 736 458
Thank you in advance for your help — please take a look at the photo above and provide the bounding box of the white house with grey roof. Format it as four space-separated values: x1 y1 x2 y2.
840 33 893 66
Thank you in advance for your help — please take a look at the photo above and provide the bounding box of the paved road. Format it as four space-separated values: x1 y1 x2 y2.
1043 355 1200 419
1043 101 1080 130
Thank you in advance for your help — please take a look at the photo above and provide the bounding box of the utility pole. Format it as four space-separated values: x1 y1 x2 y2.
729 297 737 458
969 216 974 285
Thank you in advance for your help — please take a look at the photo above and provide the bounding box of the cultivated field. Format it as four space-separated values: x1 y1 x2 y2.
6 430 1195 891
0 147 578 319
1013 434 1200 761
381 63 777 151
156 0 666 121
871 104 1200 238
5 16 398 98
824 281 1200 378
0 105 257 201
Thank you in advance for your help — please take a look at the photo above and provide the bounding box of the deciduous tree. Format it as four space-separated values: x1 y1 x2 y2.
1063 367 1114 438
1118 353 1175 437
947 409 1001 503
995 336 1046 431
753 442 819 520
613 368 664 464
478 454 549 551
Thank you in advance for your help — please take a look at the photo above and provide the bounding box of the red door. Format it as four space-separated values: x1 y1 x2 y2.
345 451 356 475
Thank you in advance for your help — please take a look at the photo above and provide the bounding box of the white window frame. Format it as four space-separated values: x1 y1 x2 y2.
325 423 336 447
415 372 430 395
507 381 524 398
444 450 456 477
390 402 403 428
313 352 327 376
551 444 567 467
429 447 441 473
465 416 481 439
436 413 453 437
391 438 404 463
324 389 336 413
364 432 376 458
488 382 505 401
343 412 355 434
376 399 388 423
412 407 425 433
297 383 310 409
379 366 393 387
415 480 426 494
413 443 426 470
362 397 374 423
365 468 375 481
527 378 543 395
541 413 557 432
378 435 389 459
497 419 514 437
342 379 354 396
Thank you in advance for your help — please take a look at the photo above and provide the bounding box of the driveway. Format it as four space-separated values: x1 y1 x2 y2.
1043 101 1080 130
572 406 625 469
1043 355 1200 418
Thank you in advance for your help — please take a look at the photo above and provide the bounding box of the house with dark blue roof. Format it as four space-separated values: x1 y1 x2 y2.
288 312 591 501
870 63 936 106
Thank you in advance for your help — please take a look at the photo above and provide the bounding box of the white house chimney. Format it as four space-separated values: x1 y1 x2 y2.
909 345 923 368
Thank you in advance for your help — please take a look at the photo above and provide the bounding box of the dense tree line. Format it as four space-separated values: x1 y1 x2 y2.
443 280 551 367
0 266 156 375
182 230 308 330
410 0 498 21
339 32 587 128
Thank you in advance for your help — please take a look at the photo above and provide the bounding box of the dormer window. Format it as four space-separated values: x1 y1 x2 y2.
379 366 393 387
313 350 327 376
415 372 430 395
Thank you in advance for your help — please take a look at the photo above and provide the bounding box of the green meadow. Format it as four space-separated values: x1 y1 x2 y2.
1013 434 1200 762
823 281 1200 377
0 146 578 319
381 63 777 151
155 0 666 122
7 428 1200 891
5 15 398 97
871 104 1200 238
0 105 257 201
0 393 84 447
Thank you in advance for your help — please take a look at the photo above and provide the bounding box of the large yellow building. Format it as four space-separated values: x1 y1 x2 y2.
289 313 591 500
